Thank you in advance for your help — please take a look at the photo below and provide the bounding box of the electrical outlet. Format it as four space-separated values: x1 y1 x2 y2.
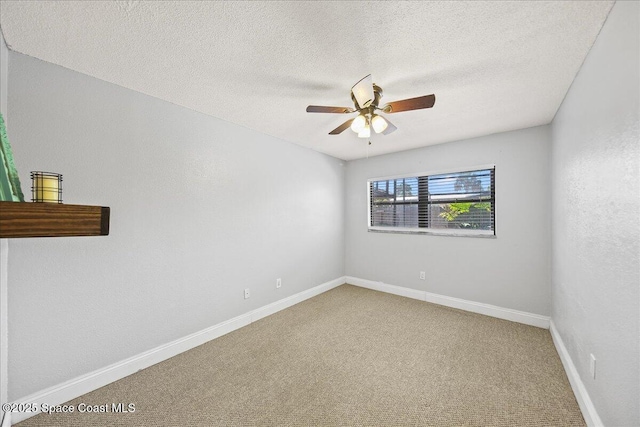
590 354 596 379
244 288 250 299
276 278 282 288
419 271 426 280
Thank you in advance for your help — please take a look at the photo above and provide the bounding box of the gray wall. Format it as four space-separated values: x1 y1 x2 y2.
345 125 551 315
5 5 638 424
550 1 639 425
7 52 345 400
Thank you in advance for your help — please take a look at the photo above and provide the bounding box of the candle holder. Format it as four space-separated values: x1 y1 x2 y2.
31 171 63 203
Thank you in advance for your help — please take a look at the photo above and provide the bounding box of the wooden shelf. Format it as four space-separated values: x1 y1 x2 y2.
0 201 110 238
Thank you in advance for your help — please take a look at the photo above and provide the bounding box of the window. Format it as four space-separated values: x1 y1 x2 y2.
368 167 495 236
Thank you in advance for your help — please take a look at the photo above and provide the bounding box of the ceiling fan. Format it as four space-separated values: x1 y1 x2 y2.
306 74 436 138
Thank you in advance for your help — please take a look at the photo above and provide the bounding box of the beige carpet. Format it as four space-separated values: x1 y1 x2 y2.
16 285 584 426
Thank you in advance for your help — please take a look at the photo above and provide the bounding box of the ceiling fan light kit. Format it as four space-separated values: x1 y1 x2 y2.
358 126 371 139
351 114 367 133
371 114 388 134
307 74 436 140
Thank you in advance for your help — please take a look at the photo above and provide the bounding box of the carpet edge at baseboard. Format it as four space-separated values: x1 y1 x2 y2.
9 276 559 425
345 276 551 329
549 320 603 427
345 276 600 427
7 276 346 424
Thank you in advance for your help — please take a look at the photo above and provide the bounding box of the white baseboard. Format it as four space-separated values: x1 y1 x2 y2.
250 277 343 322
344 277 595 424
9 276 345 424
345 276 550 329
9 276 596 426
549 320 602 427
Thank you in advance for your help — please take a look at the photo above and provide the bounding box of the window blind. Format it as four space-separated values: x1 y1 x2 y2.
369 167 495 235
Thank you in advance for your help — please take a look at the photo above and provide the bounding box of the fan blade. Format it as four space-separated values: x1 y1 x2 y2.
306 105 355 113
329 118 355 135
383 94 436 113
351 74 374 108
382 118 397 135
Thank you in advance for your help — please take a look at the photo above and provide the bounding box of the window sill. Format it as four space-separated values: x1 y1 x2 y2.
368 227 496 238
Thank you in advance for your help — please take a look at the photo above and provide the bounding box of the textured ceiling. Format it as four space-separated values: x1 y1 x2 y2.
0 1 614 160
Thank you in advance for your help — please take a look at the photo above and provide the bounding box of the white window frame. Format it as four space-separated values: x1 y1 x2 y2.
367 164 496 238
